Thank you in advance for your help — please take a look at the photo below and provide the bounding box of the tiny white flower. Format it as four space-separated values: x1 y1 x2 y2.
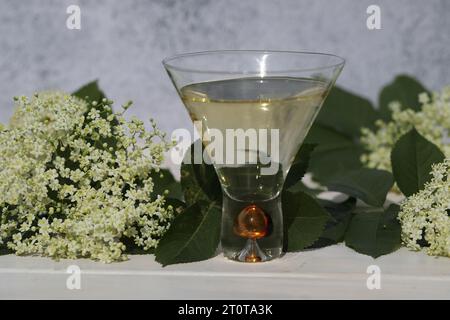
0 91 174 262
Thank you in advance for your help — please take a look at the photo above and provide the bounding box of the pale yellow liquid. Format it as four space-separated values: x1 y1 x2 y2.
181 77 327 199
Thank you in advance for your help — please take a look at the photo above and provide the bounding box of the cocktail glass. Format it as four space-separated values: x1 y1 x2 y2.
163 50 344 262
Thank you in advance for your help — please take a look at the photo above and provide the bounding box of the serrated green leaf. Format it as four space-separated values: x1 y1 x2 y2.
73 80 106 103
309 197 356 248
284 143 316 190
325 168 393 207
379 75 429 120
391 128 445 196
282 190 331 251
319 197 356 241
345 204 401 258
180 140 222 205
155 201 221 266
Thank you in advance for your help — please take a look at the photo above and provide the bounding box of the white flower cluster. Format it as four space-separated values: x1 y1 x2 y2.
361 87 450 172
398 160 450 257
0 92 174 262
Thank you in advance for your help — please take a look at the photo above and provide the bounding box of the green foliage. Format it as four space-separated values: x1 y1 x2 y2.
2 75 435 264
309 197 356 248
313 86 379 136
155 201 221 266
282 190 331 251
150 169 183 201
73 80 106 103
153 74 438 264
379 75 429 120
325 168 393 207
391 128 445 196
345 205 402 258
305 86 378 183
180 140 222 205
284 144 316 189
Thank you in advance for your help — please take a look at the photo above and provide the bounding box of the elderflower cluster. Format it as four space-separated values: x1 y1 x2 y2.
361 86 450 172
398 160 450 257
0 91 174 262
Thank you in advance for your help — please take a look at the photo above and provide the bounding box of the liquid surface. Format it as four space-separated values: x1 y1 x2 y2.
181 77 327 200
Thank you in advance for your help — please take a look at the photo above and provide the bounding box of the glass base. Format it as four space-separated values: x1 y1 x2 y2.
221 193 283 263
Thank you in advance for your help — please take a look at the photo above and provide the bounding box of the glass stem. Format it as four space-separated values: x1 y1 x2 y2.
221 193 283 262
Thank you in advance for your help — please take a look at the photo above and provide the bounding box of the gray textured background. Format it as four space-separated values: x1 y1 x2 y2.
0 0 449 135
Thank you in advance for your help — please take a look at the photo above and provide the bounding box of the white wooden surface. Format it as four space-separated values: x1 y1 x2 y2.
0 244 449 299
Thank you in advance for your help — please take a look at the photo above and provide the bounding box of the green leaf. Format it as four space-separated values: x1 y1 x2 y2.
304 86 379 183
309 197 356 248
284 143 316 190
307 144 365 183
345 204 401 258
391 128 445 196
379 75 429 120
325 168 393 207
313 86 379 137
150 169 183 201
285 180 325 196
282 190 331 251
306 124 355 149
180 140 222 205
72 80 106 103
155 201 221 266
